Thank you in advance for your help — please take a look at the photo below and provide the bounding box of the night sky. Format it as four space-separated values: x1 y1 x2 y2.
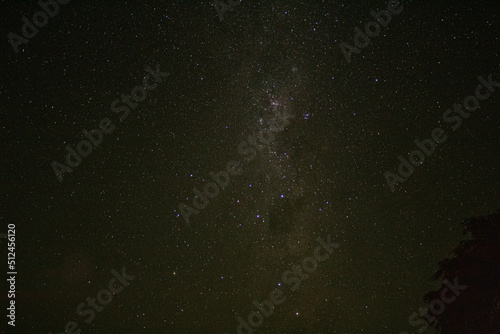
0 0 499 333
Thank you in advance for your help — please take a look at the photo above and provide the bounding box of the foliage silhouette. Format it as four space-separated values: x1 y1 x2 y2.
421 210 500 333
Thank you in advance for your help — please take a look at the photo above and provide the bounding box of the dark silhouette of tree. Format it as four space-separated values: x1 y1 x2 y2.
421 210 500 333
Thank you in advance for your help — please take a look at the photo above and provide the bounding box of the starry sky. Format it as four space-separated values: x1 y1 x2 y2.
0 0 499 333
